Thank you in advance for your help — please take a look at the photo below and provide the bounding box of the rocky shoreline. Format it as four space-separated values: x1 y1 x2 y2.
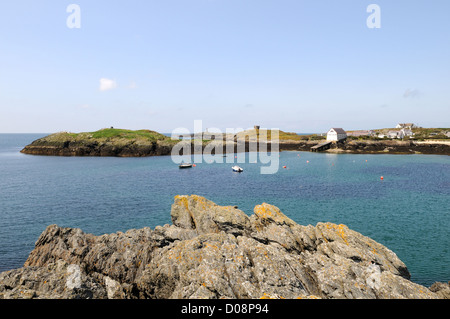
328 139 450 155
0 195 448 299
21 133 450 157
20 140 175 157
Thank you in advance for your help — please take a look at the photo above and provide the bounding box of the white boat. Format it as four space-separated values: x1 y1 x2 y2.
232 166 243 172
179 163 193 169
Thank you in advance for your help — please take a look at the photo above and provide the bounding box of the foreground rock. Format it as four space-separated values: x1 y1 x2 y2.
0 195 442 299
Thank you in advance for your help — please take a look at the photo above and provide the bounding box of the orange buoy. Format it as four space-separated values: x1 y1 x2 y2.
283 166 287 169
380 176 384 180
193 164 196 167
307 160 310 163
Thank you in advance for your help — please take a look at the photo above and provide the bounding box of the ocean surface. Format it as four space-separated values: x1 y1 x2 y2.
0 134 449 287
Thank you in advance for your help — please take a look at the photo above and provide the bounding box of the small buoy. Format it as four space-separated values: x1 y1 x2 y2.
283 166 287 169
380 176 384 180
366 160 368 162
193 164 196 167
307 160 310 163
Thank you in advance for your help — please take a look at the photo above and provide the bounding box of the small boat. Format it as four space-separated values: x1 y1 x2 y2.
179 163 193 169
232 166 243 172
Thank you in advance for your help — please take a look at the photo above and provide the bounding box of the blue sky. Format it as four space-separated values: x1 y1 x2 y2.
0 0 449 133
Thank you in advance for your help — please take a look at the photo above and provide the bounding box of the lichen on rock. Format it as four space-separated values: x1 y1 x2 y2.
0 195 443 299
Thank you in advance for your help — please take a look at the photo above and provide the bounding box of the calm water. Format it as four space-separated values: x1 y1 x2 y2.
0 134 448 287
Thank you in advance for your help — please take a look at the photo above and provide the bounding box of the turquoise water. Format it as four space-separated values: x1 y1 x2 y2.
0 134 449 286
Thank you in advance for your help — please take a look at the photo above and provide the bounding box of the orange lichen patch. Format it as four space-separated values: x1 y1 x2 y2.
175 195 190 210
190 195 214 211
254 204 274 220
366 242 379 255
325 223 349 245
296 295 321 299
174 198 193 229
203 243 219 250
260 293 285 299
253 203 296 226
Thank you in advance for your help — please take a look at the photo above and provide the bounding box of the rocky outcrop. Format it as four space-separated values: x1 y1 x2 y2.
430 281 450 299
20 139 175 157
0 195 442 299
21 138 450 157
333 140 450 155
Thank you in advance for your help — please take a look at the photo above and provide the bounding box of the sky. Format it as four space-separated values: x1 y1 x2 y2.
0 0 449 133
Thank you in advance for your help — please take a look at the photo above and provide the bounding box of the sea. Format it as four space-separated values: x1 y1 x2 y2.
0 133 449 287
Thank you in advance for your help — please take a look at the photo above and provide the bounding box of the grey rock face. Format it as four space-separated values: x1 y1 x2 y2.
430 281 450 299
0 195 442 299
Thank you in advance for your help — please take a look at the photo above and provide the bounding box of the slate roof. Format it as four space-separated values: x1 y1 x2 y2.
330 128 346 134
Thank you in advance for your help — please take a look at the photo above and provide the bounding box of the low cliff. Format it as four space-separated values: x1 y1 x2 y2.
332 140 450 155
0 195 443 299
20 129 177 157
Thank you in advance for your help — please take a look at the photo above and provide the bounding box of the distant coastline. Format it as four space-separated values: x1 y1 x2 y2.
20 128 450 157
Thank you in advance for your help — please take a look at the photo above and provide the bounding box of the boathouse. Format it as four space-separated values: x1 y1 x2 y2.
327 128 347 142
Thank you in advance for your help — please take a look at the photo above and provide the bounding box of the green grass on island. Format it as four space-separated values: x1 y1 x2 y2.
41 128 311 143
38 128 177 146
36 127 450 145
89 128 169 141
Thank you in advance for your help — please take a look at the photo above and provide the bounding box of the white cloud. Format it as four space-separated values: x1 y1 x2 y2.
99 78 118 91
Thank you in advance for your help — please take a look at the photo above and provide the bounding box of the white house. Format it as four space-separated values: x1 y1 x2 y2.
327 128 347 141
378 129 414 139
400 128 414 137
396 123 417 129
388 130 406 139
386 129 414 139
